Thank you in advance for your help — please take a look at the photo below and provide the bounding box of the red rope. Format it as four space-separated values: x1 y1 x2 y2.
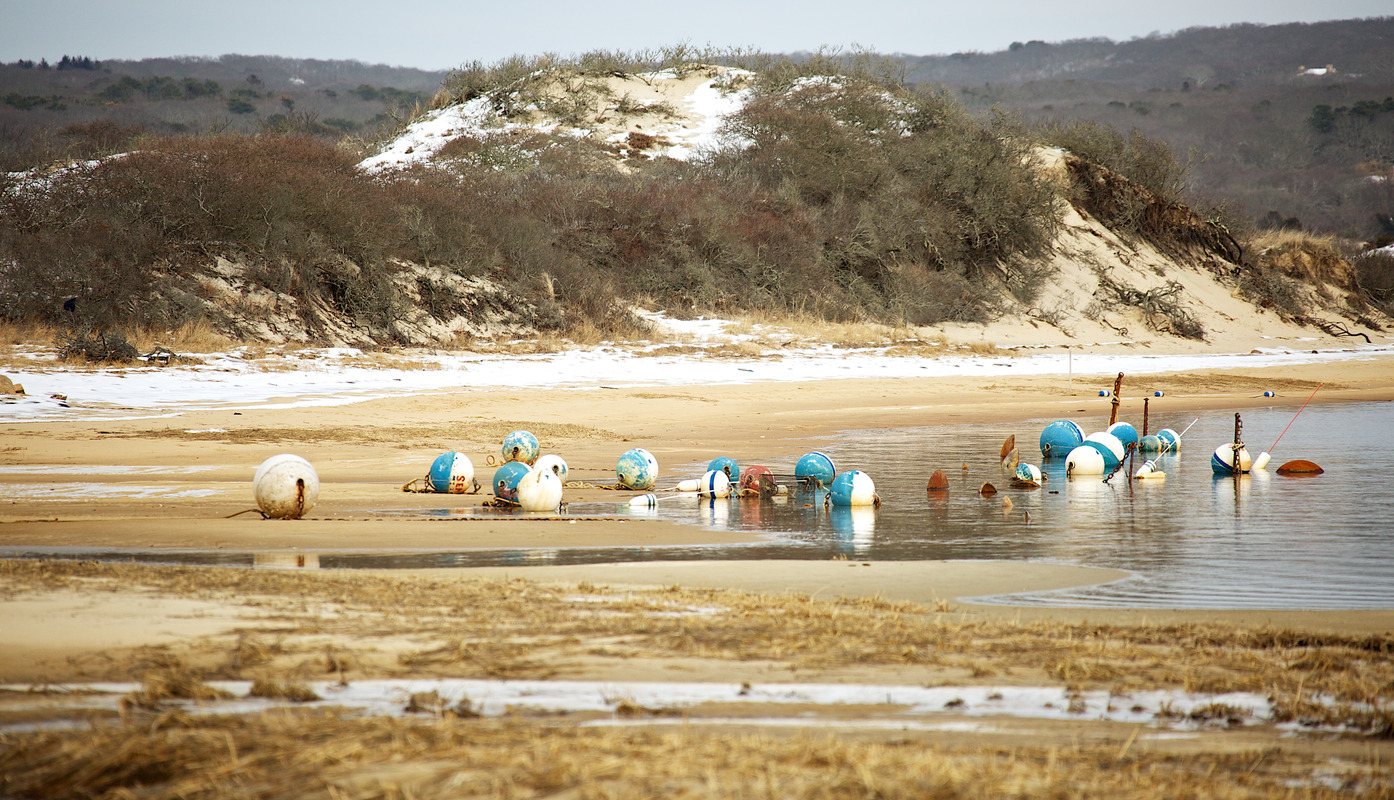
1266 383 1322 454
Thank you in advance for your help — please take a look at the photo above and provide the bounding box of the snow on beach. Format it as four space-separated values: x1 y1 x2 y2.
3 314 1392 423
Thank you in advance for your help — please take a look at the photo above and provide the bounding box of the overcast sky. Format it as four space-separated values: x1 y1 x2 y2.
2 0 1388 72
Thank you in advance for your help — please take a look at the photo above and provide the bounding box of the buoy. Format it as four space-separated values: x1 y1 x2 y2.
979 482 998 496
926 469 949 491
1106 422 1139 449
1153 390 1165 397
1083 431 1125 467
830 470 877 506
1137 434 1164 453
1156 428 1181 452
1098 390 1111 397
1064 445 1106 476
1211 444 1252 475
616 448 658 490
1001 447 1020 472
1133 460 1166 479
1039 420 1085 460
253 454 319 519
1263 390 1276 397
794 451 836 487
501 430 540 465
516 467 563 512
629 493 659 507
708 456 740 483
534 454 568 480
1251 451 1271 471
1276 459 1324 475
1011 462 1042 488
492 461 531 503
698 469 732 497
675 478 700 492
1000 434 1016 461
426 451 476 493
738 465 777 497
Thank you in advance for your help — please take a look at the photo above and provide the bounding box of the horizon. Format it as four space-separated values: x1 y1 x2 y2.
1 1 1390 72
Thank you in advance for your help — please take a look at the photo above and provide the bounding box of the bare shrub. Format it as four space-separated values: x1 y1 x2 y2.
1353 248 1394 315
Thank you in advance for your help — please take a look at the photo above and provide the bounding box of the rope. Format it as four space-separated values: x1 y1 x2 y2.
1265 383 1322 455
402 477 483 494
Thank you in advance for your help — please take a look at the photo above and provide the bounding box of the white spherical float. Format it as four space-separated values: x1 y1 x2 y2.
501 430 540 465
516 467 564 512
533 454 569 481
1083 431 1125 464
253 454 319 519
1064 444 1106 476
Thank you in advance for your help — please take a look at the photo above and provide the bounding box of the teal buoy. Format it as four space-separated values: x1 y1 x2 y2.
707 456 740 483
1138 434 1164 453
1039 420 1085 460
1106 422 1139 449
1156 428 1181 452
830 470 877 506
616 448 658 490
795 451 836 486
491 461 531 504
501 430 539 465
426 451 476 493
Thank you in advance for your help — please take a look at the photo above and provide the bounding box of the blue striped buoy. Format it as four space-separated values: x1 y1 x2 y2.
1211 444 1252 475
698 469 732 497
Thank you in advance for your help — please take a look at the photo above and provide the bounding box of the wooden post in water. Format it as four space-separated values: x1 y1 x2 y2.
1109 372 1124 426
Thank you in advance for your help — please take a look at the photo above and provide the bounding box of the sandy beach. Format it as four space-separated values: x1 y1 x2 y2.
3 339 1394 796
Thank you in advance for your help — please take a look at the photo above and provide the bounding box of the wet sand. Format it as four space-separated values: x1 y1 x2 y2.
3 353 1394 680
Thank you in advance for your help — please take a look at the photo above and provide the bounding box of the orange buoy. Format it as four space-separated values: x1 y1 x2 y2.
1276 459 1324 475
1000 435 1016 461
927 469 949 491
979 482 997 496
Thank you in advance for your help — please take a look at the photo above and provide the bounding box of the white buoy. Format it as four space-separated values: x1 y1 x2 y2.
675 478 701 492
1252 451 1272 471
629 493 658 507
1083 431 1125 463
1211 444 1253 475
516 467 564 512
253 454 319 519
698 469 732 497
1065 445 1106 476
1133 460 1166 480
534 454 569 480
830 470 878 507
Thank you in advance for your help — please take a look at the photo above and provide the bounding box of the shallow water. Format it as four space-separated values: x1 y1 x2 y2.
8 402 1392 610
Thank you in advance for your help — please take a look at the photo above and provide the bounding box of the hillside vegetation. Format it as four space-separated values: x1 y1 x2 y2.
1 49 1390 351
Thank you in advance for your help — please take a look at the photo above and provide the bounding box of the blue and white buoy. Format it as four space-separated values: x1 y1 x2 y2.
426 451 476 493
794 451 836 487
1156 428 1181 452
501 430 540 465
1083 431 1125 469
616 448 658 490
492 461 531 504
698 469 732 497
1138 434 1164 453
1013 462 1043 486
1039 420 1085 460
1211 444 1252 475
1106 421 1139 449
829 470 877 507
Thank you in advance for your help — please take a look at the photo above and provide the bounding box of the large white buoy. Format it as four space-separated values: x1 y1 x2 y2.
1065 445 1106 476
253 454 319 519
516 467 564 512
1083 431 1125 463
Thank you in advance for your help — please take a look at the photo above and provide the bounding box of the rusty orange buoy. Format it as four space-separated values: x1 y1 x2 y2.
1276 459 1324 475
927 469 949 491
